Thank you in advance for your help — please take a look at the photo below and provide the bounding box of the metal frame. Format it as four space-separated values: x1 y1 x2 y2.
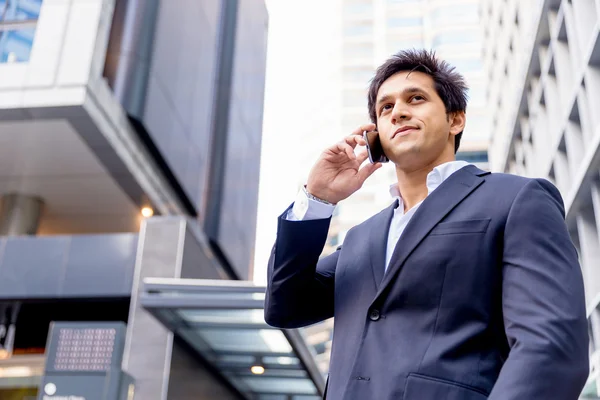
140 278 326 399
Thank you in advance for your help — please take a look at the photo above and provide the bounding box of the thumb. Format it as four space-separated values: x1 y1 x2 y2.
357 162 382 185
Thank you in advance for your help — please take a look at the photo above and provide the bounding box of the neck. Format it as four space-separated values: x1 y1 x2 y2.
395 150 455 212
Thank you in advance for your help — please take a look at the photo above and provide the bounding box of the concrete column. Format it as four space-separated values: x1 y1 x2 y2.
0 193 44 235
123 217 239 400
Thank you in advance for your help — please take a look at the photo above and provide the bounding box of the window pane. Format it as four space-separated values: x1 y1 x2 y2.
456 150 488 163
343 43 373 59
1 28 35 62
0 0 42 21
0 0 43 63
342 67 373 84
448 58 483 73
343 23 373 37
432 30 479 47
343 2 373 16
387 16 422 29
432 4 479 25
387 37 424 53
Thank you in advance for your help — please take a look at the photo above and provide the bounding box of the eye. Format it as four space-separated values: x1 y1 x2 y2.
380 104 393 114
410 95 425 102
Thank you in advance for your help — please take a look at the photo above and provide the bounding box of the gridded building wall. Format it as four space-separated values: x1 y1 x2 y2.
482 0 600 392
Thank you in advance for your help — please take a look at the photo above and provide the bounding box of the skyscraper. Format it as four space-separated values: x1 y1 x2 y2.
0 0 273 398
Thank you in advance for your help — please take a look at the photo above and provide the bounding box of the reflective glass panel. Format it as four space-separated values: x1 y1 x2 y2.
0 0 42 63
242 377 317 394
179 309 266 325
196 328 293 353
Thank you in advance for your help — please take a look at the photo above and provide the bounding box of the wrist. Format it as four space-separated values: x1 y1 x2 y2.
303 185 336 205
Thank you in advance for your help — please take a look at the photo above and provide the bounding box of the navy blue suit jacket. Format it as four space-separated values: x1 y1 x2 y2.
264 165 589 400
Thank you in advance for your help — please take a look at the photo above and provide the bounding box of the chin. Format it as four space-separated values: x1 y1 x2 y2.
389 148 425 168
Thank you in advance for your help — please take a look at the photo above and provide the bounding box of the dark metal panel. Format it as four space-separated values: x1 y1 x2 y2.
202 0 239 238
0 236 70 298
0 234 137 299
213 0 269 280
103 0 160 120
62 234 138 297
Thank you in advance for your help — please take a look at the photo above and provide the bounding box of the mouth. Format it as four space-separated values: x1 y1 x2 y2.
392 126 419 139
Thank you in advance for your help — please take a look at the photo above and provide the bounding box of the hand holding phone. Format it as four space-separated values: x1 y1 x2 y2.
363 130 389 164
305 123 383 204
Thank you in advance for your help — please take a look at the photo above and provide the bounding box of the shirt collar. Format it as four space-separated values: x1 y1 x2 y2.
388 160 470 202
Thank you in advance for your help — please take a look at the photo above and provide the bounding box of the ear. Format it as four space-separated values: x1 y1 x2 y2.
449 111 466 137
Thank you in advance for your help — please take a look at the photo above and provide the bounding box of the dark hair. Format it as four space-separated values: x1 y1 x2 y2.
367 49 468 153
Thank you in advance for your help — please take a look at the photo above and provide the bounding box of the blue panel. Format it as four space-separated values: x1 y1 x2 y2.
62 234 138 297
0 0 43 63
0 236 69 297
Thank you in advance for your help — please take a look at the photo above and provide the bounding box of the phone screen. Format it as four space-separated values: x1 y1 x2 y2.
363 130 389 164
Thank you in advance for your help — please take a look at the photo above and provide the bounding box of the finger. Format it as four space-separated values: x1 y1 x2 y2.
356 150 369 164
357 161 382 183
350 123 376 136
335 142 355 160
344 135 366 149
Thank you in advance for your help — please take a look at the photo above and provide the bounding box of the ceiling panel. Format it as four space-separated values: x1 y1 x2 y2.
0 119 143 233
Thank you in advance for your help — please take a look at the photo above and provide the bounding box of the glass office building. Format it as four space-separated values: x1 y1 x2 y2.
0 1 324 399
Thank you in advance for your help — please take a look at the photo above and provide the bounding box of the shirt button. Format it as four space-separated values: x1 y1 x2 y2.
369 309 381 321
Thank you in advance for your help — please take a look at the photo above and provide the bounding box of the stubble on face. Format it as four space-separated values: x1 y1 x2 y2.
375 71 458 172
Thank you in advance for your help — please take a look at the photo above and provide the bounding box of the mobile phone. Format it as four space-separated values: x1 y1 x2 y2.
363 130 389 164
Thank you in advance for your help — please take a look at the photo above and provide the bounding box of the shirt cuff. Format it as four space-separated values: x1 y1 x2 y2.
286 188 336 221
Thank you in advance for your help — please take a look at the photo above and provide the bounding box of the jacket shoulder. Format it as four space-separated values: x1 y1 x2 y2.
483 171 555 190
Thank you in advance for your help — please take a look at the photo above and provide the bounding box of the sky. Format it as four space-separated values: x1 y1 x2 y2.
253 0 343 284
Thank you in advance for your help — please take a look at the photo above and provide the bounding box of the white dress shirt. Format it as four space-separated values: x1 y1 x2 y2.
288 160 471 272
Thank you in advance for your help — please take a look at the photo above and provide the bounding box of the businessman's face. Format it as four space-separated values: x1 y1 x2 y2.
374 71 465 170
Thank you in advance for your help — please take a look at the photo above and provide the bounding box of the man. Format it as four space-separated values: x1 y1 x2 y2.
264 49 589 399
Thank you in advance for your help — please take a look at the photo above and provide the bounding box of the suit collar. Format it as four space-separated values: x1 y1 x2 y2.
373 164 488 300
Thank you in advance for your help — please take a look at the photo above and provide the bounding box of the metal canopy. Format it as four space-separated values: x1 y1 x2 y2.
140 278 325 400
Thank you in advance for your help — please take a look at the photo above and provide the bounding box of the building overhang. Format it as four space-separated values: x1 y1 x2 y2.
140 278 325 399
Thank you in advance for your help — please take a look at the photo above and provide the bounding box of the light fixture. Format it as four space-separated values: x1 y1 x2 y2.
141 207 154 218
0 349 10 360
250 365 265 375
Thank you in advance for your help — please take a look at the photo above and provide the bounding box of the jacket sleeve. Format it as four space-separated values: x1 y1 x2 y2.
488 179 589 399
264 205 339 329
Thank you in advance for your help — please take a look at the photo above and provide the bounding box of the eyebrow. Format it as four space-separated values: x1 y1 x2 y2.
376 86 428 108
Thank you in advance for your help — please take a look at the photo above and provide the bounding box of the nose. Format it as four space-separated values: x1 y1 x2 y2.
391 102 411 124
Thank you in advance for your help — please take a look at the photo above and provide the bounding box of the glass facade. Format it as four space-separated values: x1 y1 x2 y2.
0 0 42 63
140 0 221 209
219 0 269 279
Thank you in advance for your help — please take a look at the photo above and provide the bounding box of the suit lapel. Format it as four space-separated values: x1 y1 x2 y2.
374 165 489 300
368 199 399 289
